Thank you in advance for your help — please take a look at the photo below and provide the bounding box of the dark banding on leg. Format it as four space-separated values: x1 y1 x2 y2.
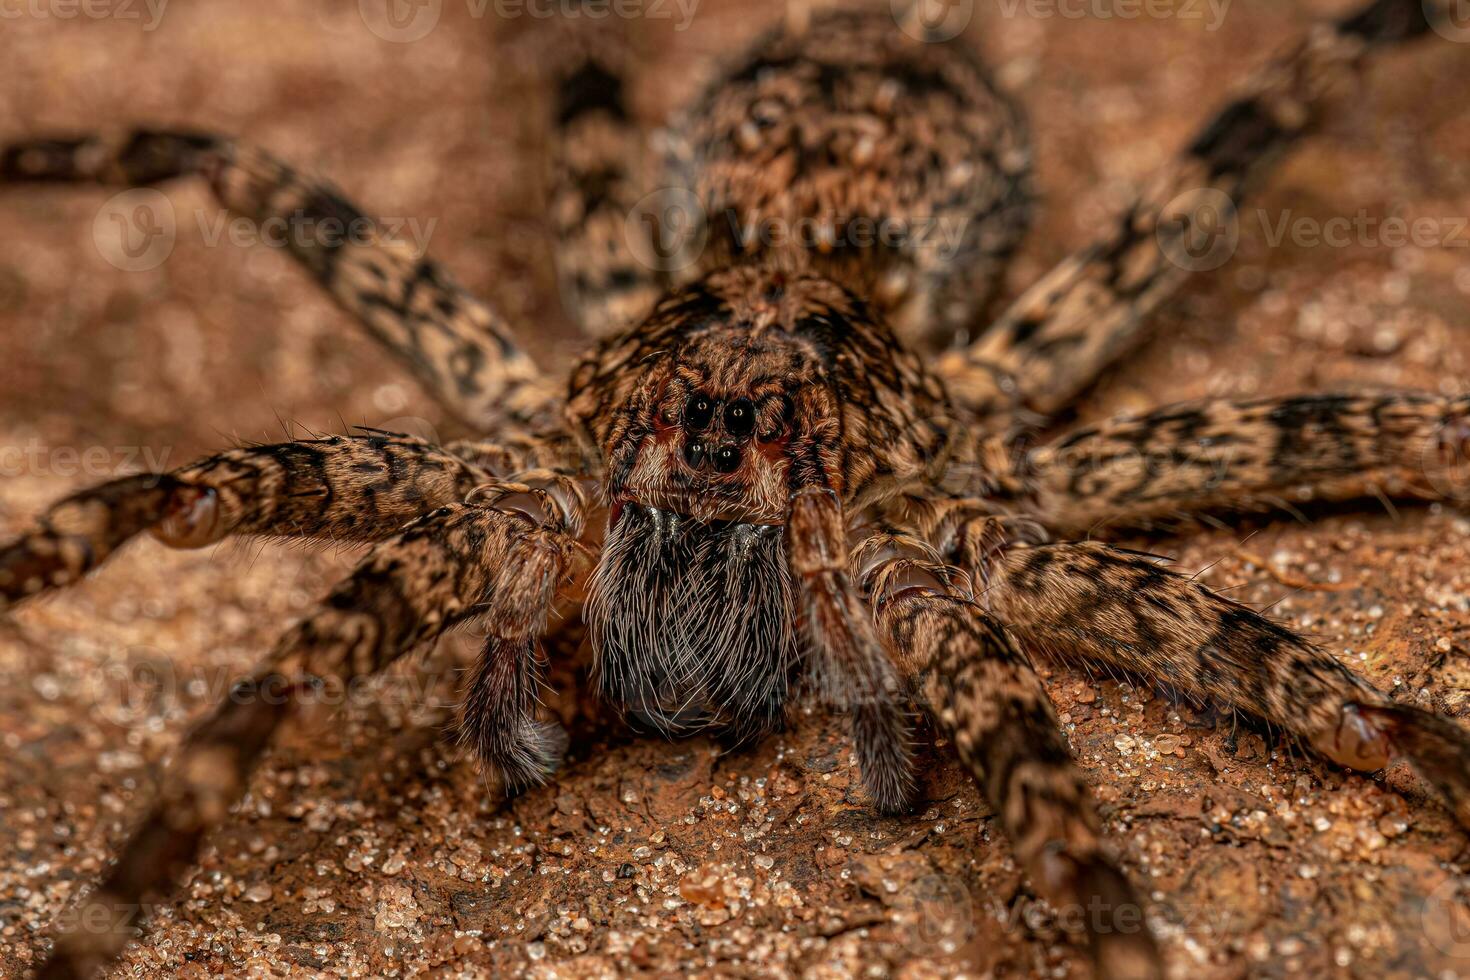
937 0 1451 424
546 24 663 338
0 433 496 609
1 130 558 430
980 542 1470 831
1021 391 1470 534
855 529 1162 980
37 497 583 979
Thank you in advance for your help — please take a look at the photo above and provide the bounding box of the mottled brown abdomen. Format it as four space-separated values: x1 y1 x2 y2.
666 10 1031 348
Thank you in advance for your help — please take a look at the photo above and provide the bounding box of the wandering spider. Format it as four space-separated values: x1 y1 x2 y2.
3 0 1470 976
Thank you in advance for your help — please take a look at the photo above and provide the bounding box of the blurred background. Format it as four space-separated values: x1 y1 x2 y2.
2 0 1470 976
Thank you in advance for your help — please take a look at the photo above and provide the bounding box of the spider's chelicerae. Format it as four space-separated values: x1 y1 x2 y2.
5 1 1470 977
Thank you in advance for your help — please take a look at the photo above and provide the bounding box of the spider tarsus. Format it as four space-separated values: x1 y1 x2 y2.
853 699 917 814
1057 851 1164 980
1307 702 1392 772
0 473 179 608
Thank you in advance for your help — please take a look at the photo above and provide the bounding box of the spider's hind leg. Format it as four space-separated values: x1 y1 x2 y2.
939 0 1450 424
1 130 557 430
545 22 662 338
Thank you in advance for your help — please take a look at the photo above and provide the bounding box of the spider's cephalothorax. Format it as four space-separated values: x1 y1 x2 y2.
6 3 1470 979
573 267 951 740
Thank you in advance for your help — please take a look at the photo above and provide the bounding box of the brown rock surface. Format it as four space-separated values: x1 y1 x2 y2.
2 1 1469 977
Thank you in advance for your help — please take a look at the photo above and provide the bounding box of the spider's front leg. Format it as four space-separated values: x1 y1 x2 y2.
0 432 513 609
38 481 588 980
850 526 1162 980
1024 390 1470 535
984 542 1470 828
897 495 1470 832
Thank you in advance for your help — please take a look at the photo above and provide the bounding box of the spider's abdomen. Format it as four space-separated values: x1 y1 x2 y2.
667 9 1031 347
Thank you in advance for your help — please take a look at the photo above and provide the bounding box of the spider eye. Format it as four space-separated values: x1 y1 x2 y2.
711 445 741 473
683 439 708 468
723 398 755 437
684 393 715 431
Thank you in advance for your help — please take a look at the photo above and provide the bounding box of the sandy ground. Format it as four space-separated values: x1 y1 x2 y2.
2 0 1470 976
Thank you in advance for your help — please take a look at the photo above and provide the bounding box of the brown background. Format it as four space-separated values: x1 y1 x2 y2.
2 0 1470 976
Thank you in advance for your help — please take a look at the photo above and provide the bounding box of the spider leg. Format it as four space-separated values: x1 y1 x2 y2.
936 0 1450 424
0 432 504 609
455 472 592 792
547 27 663 338
37 489 586 980
931 525 1470 832
0 131 558 431
787 488 915 813
854 528 1162 980
1021 391 1470 535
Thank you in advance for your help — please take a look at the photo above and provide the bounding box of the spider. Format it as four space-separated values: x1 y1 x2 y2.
3 0 1469 976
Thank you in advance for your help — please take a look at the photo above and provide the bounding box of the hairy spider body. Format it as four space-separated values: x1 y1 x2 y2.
666 10 1031 345
574 9 1019 739
4 2 1470 978
577 267 950 750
